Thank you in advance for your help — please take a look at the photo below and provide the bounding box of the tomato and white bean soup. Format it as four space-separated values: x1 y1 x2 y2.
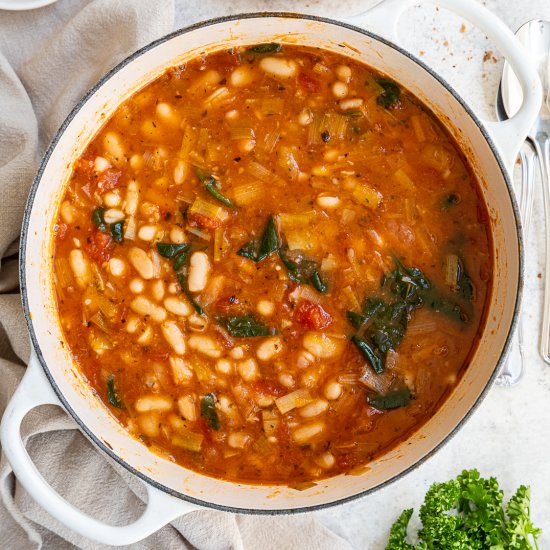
53 44 492 484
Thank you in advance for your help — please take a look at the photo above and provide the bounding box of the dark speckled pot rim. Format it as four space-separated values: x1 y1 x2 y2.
19 12 523 515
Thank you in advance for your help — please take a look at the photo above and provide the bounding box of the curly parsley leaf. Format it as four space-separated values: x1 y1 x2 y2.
385 470 542 550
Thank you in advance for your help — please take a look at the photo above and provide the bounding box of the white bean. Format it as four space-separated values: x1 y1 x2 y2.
60 201 75 224
315 452 336 469
138 224 158 242
316 194 341 209
136 325 153 345
188 334 221 358
238 358 259 382
177 395 197 421
138 412 160 437
135 395 172 412
332 81 348 98
335 64 352 83
299 399 329 418
339 98 363 110
130 155 143 171
129 278 144 293
130 296 167 323
292 421 325 443
108 257 126 277
164 297 191 317
103 132 125 164
256 337 283 362
229 346 245 360
161 321 185 355
257 300 274 316
188 251 210 292
69 249 91 289
303 332 345 359
124 180 139 215
216 358 234 375
188 313 208 332
128 247 154 280
324 380 343 400
173 160 187 185
94 156 111 172
259 57 297 79
230 65 253 87
151 280 165 302
278 373 295 388
103 208 125 224
103 192 120 208
298 108 313 126
169 356 194 384
169 226 186 244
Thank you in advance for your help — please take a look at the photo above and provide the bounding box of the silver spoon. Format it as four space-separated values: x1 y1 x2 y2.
503 20 550 365
495 86 536 386
496 20 546 385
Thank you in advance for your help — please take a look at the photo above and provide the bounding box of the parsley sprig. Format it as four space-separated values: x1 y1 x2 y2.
386 469 541 550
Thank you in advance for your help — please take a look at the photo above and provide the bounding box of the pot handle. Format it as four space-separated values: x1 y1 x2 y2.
0 352 199 546
347 0 542 173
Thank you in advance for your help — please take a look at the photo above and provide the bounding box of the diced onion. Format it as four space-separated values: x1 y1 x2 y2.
261 97 285 116
233 181 265 205
172 429 204 452
189 197 229 223
275 388 313 414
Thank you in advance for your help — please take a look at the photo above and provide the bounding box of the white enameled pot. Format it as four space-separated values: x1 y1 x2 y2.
0 0 542 545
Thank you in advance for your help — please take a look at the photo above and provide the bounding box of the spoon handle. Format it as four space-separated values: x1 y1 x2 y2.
496 143 537 386
536 132 550 364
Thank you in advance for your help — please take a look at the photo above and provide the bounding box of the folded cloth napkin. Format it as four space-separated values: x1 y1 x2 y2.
0 1 353 548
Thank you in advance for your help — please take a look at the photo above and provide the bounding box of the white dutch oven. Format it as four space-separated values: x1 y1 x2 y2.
0 0 542 545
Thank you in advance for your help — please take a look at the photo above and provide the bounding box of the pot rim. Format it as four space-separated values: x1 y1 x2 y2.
19 11 523 514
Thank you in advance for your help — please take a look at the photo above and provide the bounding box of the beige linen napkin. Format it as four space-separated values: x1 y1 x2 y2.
0 1 354 548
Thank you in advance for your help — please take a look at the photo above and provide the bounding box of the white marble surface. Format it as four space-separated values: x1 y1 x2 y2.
170 1 550 547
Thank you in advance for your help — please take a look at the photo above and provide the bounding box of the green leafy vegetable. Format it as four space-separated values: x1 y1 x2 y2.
351 335 384 374
278 246 328 293
385 469 542 550
347 257 470 374
375 78 401 109
107 375 125 409
156 242 190 259
343 110 363 118
367 388 411 410
200 393 220 430
110 221 124 242
173 249 191 271
194 167 236 209
246 42 282 54
217 315 273 337
91 207 107 232
237 216 279 262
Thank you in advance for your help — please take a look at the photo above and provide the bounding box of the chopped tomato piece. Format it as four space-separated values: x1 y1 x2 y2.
252 380 286 398
298 72 320 93
188 212 222 229
295 300 332 330
97 169 122 192
85 229 113 263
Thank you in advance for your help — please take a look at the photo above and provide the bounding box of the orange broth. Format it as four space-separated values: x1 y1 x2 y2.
52 44 492 483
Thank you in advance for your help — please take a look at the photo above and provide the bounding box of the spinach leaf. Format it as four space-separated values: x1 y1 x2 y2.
246 43 282 54
200 393 220 430
107 375 125 409
351 335 384 374
156 242 190 259
173 249 191 271
216 315 273 337
110 221 124 242
278 246 328 292
367 388 411 410
237 215 279 262
194 167 236 209
375 78 401 109
457 257 475 301
91 207 107 232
